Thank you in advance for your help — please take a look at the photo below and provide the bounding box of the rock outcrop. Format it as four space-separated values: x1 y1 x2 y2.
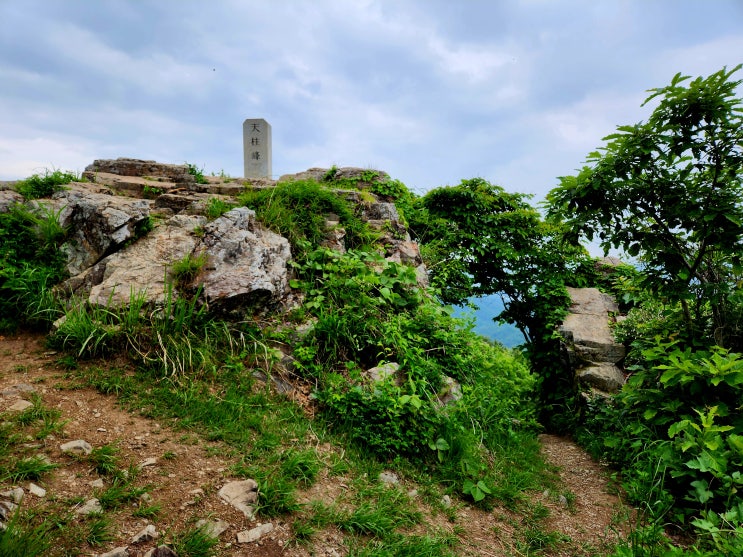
0 158 427 319
559 287 625 394
196 207 291 316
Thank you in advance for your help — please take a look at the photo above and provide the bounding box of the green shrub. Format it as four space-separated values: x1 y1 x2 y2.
290 247 538 505
239 180 377 259
14 169 77 199
578 337 743 550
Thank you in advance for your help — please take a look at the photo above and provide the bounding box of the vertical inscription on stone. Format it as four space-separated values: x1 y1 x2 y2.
243 118 272 178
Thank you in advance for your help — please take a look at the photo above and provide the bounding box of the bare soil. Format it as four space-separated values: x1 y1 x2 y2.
0 332 628 556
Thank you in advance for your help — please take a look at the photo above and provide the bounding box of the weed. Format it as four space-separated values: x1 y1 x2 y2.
348 533 458 557
280 449 321 487
289 519 315 545
97 471 147 510
0 203 68 332
186 163 208 185
56 355 78 370
255 474 302 517
82 513 115 546
239 179 378 259
142 184 163 198
170 253 207 287
2 455 58 483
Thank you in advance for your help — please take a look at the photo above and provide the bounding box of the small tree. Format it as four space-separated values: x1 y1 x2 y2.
416 178 594 423
547 66 743 348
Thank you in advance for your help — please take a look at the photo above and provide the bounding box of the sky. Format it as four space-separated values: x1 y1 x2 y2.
1 0 742 202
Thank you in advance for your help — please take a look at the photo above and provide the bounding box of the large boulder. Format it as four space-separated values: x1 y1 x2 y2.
64 215 205 307
559 287 625 394
559 287 625 365
196 207 291 315
38 160 425 320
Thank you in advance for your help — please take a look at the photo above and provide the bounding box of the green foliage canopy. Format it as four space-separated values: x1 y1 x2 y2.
418 178 590 347
547 66 743 348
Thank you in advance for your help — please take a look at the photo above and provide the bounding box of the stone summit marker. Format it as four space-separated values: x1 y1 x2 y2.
243 118 272 179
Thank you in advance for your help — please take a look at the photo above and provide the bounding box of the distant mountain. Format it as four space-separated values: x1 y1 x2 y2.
452 294 524 348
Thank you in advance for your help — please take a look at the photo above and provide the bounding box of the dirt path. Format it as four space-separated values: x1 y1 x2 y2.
0 332 627 556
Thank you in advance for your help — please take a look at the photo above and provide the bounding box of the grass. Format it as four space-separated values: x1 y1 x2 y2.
170 252 207 287
204 197 235 219
0 511 54 557
170 523 219 557
87 444 120 476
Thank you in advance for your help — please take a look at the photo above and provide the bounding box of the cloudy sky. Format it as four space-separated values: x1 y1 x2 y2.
1 0 741 201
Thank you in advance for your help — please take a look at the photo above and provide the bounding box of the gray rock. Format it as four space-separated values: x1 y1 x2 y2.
61 439 93 456
1 383 36 397
0 500 18 521
28 483 46 498
97 547 129 557
436 376 462 407
558 287 627 394
131 523 158 544
84 158 195 183
559 288 625 365
144 546 178 557
197 208 291 316
379 471 399 484
0 487 24 504
50 184 151 276
364 202 399 222
236 522 274 544
196 517 230 539
577 364 626 393
6 400 33 413
364 362 402 385
144 545 178 557
0 190 23 212
76 498 102 515
137 457 158 470
65 215 201 308
218 479 259 519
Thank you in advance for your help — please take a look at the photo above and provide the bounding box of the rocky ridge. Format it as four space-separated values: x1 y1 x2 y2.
42 158 426 316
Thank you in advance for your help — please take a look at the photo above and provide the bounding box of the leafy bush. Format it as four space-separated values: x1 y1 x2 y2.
14 169 77 199
578 337 743 551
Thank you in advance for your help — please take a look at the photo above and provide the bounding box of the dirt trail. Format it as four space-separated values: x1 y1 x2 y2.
0 332 627 556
